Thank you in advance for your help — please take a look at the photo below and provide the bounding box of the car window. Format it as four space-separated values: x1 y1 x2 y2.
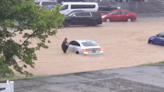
69 41 75 45
113 11 121 15
67 12 76 16
61 5 68 10
82 12 91 17
75 42 80 46
69 41 80 46
35 2 40 5
157 33 164 38
71 5 95 9
82 41 98 47
75 12 83 16
121 11 128 14
91 12 101 17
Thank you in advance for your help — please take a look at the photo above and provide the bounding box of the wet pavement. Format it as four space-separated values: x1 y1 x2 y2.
14 65 164 92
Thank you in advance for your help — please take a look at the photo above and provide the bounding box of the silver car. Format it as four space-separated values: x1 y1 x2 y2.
67 39 103 55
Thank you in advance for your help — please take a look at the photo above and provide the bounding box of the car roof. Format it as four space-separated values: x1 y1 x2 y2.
62 2 97 4
74 39 95 43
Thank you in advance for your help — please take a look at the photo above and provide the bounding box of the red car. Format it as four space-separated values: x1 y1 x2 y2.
101 9 137 22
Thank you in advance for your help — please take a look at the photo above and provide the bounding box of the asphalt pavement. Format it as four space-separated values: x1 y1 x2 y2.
13 65 164 92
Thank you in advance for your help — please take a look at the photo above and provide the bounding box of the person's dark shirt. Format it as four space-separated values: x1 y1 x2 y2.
62 41 68 50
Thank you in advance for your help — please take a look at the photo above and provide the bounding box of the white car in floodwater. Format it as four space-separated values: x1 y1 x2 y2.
67 39 103 55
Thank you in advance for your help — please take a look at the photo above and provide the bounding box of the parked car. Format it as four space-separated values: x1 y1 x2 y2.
101 9 137 22
67 39 103 55
60 2 99 15
63 11 102 27
34 2 40 5
38 1 57 6
148 32 164 46
40 5 56 11
57 0 85 4
36 1 57 11
97 1 118 13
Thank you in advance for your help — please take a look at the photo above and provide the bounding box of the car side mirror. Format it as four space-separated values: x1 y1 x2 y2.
156 36 159 38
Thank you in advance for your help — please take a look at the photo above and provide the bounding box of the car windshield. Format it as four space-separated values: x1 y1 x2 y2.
108 10 114 14
156 32 164 37
82 41 98 47
35 2 40 5
61 5 68 10
67 12 76 16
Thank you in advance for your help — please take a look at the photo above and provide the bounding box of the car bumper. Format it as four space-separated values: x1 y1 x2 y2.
133 16 137 21
82 51 103 55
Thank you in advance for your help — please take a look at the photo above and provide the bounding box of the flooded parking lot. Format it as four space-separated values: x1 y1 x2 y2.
13 17 164 76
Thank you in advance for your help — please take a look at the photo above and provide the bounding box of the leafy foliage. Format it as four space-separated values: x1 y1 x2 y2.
0 0 64 77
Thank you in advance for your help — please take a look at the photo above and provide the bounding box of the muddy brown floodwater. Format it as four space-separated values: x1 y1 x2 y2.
13 17 164 76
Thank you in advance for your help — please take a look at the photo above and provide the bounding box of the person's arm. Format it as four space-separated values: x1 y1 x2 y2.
65 42 69 46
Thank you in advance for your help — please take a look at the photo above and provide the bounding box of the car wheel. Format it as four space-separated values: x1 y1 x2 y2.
106 18 111 22
149 41 154 44
63 21 70 27
89 21 97 26
127 18 132 22
76 51 79 54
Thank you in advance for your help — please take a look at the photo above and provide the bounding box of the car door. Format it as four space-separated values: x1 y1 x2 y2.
68 41 81 53
68 41 76 52
156 34 164 46
72 41 81 53
72 12 83 25
81 12 91 25
120 11 129 21
111 11 121 21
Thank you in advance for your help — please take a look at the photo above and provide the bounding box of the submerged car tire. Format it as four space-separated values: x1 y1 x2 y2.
127 18 132 22
76 51 79 54
63 21 71 27
106 18 111 22
148 41 154 44
89 21 97 26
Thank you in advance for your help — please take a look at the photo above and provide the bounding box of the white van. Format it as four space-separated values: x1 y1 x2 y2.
60 2 99 15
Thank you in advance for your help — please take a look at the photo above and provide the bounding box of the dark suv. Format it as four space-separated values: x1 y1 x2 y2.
63 11 102 27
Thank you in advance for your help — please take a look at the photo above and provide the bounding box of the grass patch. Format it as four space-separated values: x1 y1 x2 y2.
0 75 46 81
141 61 164 66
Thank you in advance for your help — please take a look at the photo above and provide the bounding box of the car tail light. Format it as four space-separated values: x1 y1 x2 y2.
99 48 103 51
83 49 90 52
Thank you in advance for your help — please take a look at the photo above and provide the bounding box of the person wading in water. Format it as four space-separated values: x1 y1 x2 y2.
61 38 69 53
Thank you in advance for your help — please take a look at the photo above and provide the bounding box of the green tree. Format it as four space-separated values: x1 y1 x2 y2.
0 0 64 77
